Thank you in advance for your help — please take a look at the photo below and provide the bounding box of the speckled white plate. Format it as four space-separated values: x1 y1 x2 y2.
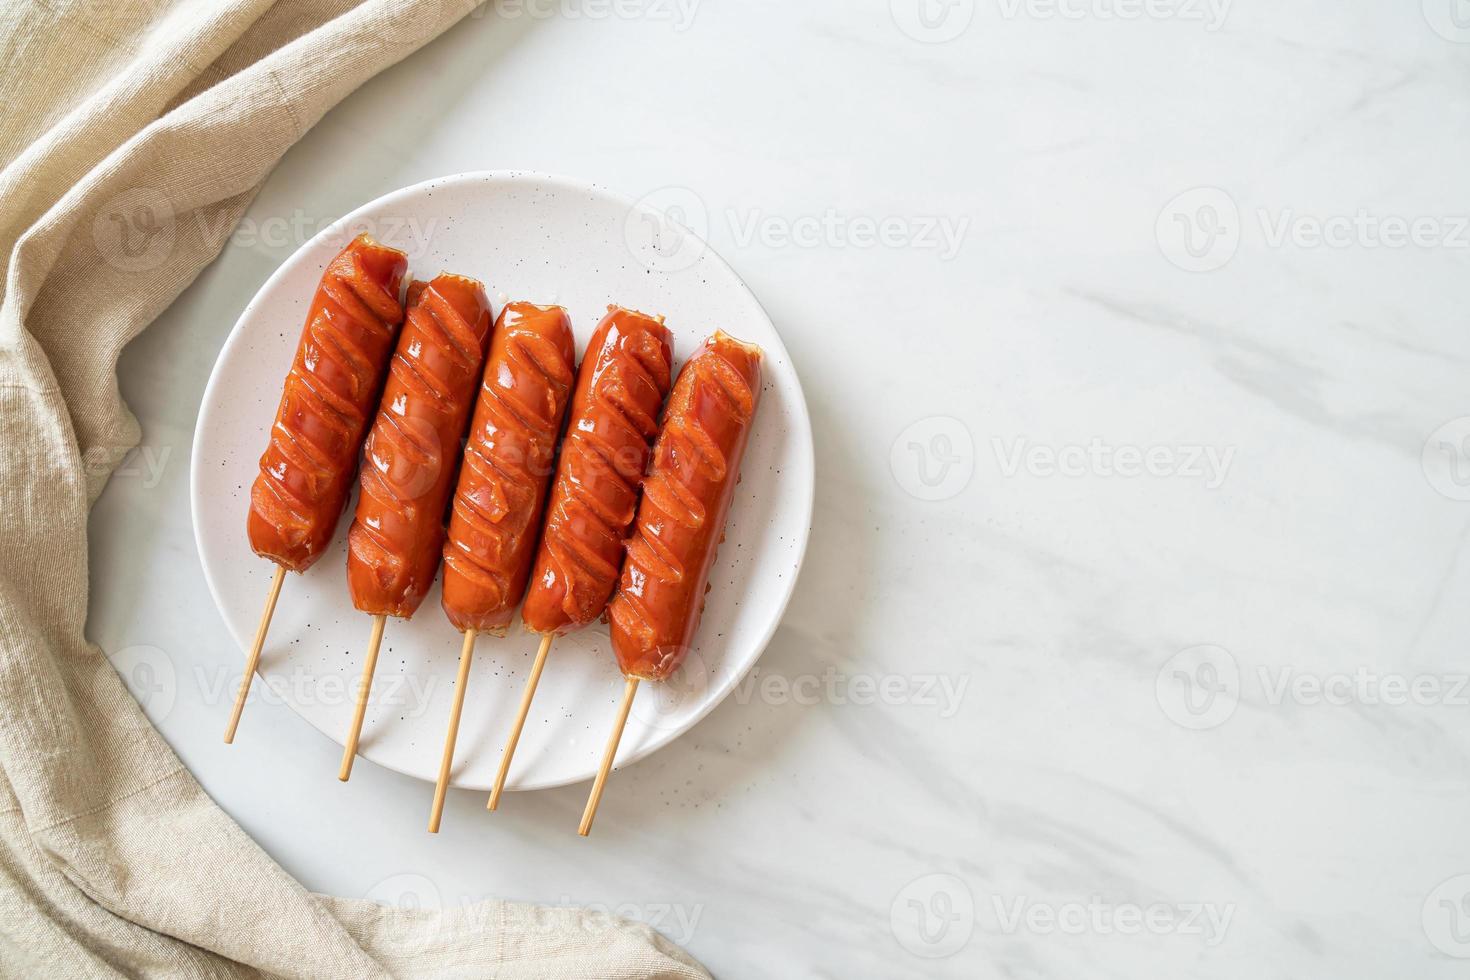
191 171 812 791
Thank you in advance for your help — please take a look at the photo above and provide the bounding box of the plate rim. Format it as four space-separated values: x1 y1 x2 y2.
189 169 815 790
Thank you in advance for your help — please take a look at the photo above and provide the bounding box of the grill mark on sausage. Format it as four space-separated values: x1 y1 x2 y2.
250 245 404 563
620 349 755 586
542 326 666 615
606 334 762 679
355 281 479 574
442 321 574 615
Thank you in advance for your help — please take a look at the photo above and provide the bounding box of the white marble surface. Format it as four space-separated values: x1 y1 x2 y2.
88 1 1470 976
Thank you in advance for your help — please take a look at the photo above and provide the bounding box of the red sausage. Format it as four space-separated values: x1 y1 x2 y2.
521 307 674 635
248 235 407 572
346 274 493 618
607 332 763 680
441 303 577 634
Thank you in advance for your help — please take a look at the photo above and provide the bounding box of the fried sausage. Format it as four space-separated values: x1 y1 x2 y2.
248 235 408 572
440 303 577 634
607 332 763 680
520 307 674 635
346 274 493 618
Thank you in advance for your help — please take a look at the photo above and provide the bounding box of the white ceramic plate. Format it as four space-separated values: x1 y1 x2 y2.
191 171 812 791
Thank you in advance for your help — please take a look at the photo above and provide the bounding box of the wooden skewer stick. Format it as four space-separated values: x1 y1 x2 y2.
429 629 478 833
339 614 387 782
487 632 555 811
578 675 640 837
224 564 286 744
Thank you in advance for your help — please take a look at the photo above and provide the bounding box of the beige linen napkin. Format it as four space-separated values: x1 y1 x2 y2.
0 1 710 976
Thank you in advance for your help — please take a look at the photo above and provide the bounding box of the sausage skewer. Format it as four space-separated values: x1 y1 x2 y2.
428 303 577 831
226 235 408 743
339 273 493 780
486 631 552 806
429 626 478 830
486 307 674 809
579 331 763 835
580 674 640 836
